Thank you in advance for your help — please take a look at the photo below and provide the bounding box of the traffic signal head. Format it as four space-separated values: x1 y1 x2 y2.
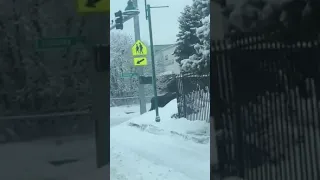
114 10 123 30
114 10 122 17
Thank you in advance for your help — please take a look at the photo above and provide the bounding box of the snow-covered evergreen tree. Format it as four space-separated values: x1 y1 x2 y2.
182 14 210 74
173 5 202 66
178 0 210 74
193 0 210 18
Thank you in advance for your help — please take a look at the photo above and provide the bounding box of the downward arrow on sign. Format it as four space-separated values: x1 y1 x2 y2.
137 58 145 64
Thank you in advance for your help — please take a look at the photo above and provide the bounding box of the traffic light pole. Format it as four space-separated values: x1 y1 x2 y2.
133 0 147 114
110 0 147 114
145 2 168 122
110 15 132 30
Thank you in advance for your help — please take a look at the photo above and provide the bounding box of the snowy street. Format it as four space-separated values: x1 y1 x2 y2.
0 101 210 180
110 99 210 180
0 134 99 180
0 104 147 180
109 0 210 177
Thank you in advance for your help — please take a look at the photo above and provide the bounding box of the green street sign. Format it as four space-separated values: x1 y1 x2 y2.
36 36 86 50
121 73 138 78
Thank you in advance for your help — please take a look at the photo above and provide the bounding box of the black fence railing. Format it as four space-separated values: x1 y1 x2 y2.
176 74 210 122
211 34 320 180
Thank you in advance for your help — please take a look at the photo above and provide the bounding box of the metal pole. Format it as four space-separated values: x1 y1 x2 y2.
133 0 147 114
146 4 160 122
85 14 109 168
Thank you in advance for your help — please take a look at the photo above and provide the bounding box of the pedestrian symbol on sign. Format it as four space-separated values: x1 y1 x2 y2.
135 42 145 54
86 0 101 7
135 44 139 53
131 40 147 56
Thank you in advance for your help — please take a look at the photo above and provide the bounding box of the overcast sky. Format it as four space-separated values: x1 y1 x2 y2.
110 0 193 45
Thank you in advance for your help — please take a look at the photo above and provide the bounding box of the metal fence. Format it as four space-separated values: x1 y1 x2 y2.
176 74 210 122
211 34 320 180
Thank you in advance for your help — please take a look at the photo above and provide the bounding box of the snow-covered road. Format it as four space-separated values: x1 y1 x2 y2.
0 103 150 180
0 134 98 180
110 99 210 180
110 117 131 127
0 102 210 180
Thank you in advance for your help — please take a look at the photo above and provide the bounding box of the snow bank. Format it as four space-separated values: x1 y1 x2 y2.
110 99 210 180
123 99 209 135
110 103 151 119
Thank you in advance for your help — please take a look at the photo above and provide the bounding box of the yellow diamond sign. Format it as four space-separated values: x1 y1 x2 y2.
76 0 110 13
131 40 148 56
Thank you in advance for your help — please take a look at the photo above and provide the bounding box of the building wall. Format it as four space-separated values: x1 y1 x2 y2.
155 45 180 75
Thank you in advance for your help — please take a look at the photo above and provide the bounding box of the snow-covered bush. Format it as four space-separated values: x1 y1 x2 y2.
110 32 138 98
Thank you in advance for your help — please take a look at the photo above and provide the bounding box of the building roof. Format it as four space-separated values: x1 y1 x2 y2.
153 44 176 54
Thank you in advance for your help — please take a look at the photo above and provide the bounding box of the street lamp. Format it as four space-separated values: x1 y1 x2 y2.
125 0 136 11
123 0 140 16
123 10 140 16
144 0 169 122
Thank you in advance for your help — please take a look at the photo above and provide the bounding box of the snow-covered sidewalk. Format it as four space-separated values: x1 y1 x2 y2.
110 99 210 180
110 103 151 119
110 103 151 127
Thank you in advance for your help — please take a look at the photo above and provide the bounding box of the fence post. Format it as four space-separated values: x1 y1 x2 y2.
211 40 224 174
182 76 187 118
231 41 245 178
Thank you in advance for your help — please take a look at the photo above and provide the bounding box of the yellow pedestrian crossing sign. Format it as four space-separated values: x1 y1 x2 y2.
132 40 148 56
134 57 147 66
76 0 109 13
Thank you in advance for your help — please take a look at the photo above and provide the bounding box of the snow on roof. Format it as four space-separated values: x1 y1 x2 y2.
158 71 179 76
154 44 177 54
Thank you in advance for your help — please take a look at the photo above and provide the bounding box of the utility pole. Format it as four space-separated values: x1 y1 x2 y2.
110 0 146 114
85 15 109 168
145 0 168 122
76 0 109 169
133 0 147 114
